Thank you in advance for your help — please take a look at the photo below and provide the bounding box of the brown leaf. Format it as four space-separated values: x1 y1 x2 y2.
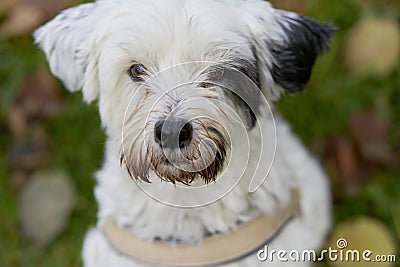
20 0 70 17
8 106 27 141
8 125 49 170
8 142 48 170
269 0 307 14
0 0 70 37
0 0 17 16
356 0 400 11
324 136 361 195
0 2 44 37
9 169 29 192
16 69 64 120
348 111 394 164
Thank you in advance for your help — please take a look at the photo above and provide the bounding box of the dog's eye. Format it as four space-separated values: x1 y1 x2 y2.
208 67 224 80
128 64 146 81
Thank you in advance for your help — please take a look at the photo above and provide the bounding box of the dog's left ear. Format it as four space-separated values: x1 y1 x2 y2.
34 3 100 103
243 3 336 99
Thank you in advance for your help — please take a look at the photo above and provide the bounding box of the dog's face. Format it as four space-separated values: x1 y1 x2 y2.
35 0 334 185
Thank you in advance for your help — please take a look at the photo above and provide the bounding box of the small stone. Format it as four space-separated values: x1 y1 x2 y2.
19 171 76 245
344 16 400 76
328 216 397 267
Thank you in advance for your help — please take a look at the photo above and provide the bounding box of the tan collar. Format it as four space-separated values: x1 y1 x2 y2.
102 190 300 266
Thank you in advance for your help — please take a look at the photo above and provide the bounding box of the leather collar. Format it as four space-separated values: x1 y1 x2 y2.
102 189 301 266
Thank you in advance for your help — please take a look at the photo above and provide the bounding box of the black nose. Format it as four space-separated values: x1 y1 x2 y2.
154 118 193 148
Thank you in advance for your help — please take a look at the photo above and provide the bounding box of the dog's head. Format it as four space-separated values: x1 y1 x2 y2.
34 0 335 185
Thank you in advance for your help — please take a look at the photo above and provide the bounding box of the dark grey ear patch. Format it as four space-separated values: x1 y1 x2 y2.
270 14 336 92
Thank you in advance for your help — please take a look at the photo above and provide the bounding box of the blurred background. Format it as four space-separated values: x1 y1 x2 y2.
0 0 399 266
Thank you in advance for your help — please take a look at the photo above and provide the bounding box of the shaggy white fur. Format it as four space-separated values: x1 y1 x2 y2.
34 0 334 266
82 115 331 267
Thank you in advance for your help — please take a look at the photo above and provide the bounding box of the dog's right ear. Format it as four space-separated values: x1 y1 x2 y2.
239 1 335 100
34 3 100 103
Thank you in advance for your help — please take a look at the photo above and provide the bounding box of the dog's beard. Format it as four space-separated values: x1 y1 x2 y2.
120 120 229 185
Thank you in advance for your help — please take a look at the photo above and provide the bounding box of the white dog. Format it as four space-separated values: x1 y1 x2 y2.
34 0 335 266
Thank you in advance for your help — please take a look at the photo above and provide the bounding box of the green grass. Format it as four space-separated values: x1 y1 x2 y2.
0 93 104 267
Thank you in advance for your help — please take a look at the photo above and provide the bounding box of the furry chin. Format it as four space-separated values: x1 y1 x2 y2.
122 154 225 185
146 160 223 185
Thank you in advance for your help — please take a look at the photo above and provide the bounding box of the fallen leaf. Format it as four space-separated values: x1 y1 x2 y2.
0 0 71 37
348 111 394 165
7 106 27 142
16 69 64 120
269 0 307 14
356 0 400 11
0 0 17 16
0 2 44 37
8 125 48 170
20 0 70 16
9 169 29 192
324 136 361 195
